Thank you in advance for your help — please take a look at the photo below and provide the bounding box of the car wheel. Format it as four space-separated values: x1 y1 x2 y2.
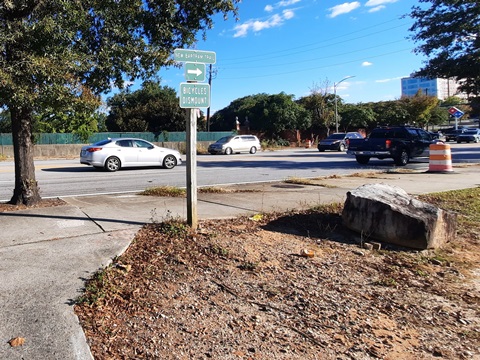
394 149 409 166
457 140 461 143
163 154 177 169
104 156 121 172
356 155 370 165
225 147 233 155
249 146 257 154
339 143 346 152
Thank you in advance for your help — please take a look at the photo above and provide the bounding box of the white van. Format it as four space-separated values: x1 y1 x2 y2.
208 135 261 155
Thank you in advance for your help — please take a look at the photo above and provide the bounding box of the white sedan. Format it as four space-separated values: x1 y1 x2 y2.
80 138 182 172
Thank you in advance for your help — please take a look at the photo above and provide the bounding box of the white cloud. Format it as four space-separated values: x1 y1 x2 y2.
362 61 373 67
233 11 296 37
375 76 403 83
234 0 300 37
278 0 301 6
327 2 361 18
265 0 301 12
365 0 398 6
283 9 295 19
368 5 385 12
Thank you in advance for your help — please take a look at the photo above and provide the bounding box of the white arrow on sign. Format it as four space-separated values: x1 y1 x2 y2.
187 67 203 77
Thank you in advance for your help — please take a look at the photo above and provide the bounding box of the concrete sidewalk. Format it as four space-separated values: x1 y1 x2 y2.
1 165 480 360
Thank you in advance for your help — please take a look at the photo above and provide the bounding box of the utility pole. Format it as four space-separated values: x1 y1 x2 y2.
206 64 217 132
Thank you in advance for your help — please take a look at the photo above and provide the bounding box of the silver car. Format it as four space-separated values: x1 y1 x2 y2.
208 135 261 155
80 138 182 172
456 129 480 143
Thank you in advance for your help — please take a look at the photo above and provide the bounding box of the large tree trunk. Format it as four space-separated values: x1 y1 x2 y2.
9 106 41 205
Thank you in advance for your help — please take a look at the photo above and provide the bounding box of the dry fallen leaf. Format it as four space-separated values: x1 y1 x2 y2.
8 337 25 347
300 248 315 258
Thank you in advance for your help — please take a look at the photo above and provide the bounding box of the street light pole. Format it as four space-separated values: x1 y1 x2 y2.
334 75 355 133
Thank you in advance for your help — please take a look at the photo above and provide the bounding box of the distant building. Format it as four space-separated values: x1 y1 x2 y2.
401 75 467 100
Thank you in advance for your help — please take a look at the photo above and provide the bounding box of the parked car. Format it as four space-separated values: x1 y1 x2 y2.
317 132 363 152
208 135 261 155
443 127 467 142
80 138 182 172
456 128 480 143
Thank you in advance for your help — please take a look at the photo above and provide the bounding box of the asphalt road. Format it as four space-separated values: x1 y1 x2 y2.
1 144 479 202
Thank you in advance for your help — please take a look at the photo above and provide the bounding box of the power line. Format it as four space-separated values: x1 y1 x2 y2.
218 48 414 80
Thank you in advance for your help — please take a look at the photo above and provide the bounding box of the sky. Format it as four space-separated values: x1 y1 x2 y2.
131 0 429 115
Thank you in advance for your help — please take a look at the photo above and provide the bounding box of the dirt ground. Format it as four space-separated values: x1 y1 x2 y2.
74 206 480 360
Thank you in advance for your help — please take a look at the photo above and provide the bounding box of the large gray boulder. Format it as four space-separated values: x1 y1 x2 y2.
342 183 456 249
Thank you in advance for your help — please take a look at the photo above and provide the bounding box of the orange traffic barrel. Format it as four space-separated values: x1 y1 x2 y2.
428 143 453 172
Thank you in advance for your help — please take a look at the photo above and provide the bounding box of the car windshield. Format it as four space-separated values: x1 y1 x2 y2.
216 136 233 144
327 134 346 140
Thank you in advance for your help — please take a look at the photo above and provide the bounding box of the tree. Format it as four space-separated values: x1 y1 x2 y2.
0 1 239 205
400 90 440 128
408 0 480 96
106 80 185 133
429 106 449 126
210 94 269 131
297 81 335 135
251 93 311 137
369 101 410 128
210 93 311 139
338 103 376 131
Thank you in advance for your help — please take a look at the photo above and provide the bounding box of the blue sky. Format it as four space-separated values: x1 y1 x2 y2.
152 0 427 114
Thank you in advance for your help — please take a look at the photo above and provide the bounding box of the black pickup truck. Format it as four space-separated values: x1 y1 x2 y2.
346 126 438 166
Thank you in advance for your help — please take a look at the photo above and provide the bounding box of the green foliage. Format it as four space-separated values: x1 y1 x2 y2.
76 269 114 306
297 92 336 132
210 93 270 131
0 109 11 133
429 106 449 126
34 109 106 143
368 101 410 128
338 103 376 130
106 80 186 132
400 91 440 127
408 0 480 96
210 93 311 137
441 96 466 107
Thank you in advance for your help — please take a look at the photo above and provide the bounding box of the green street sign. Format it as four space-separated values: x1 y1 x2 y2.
179 83 210 108
184 62 206 82
174 49 216 64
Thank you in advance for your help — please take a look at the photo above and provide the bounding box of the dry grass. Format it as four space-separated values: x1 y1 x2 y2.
139 185 261 197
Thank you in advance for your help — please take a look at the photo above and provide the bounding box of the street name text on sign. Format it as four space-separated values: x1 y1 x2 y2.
180 83 210 108
174 49 216 64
